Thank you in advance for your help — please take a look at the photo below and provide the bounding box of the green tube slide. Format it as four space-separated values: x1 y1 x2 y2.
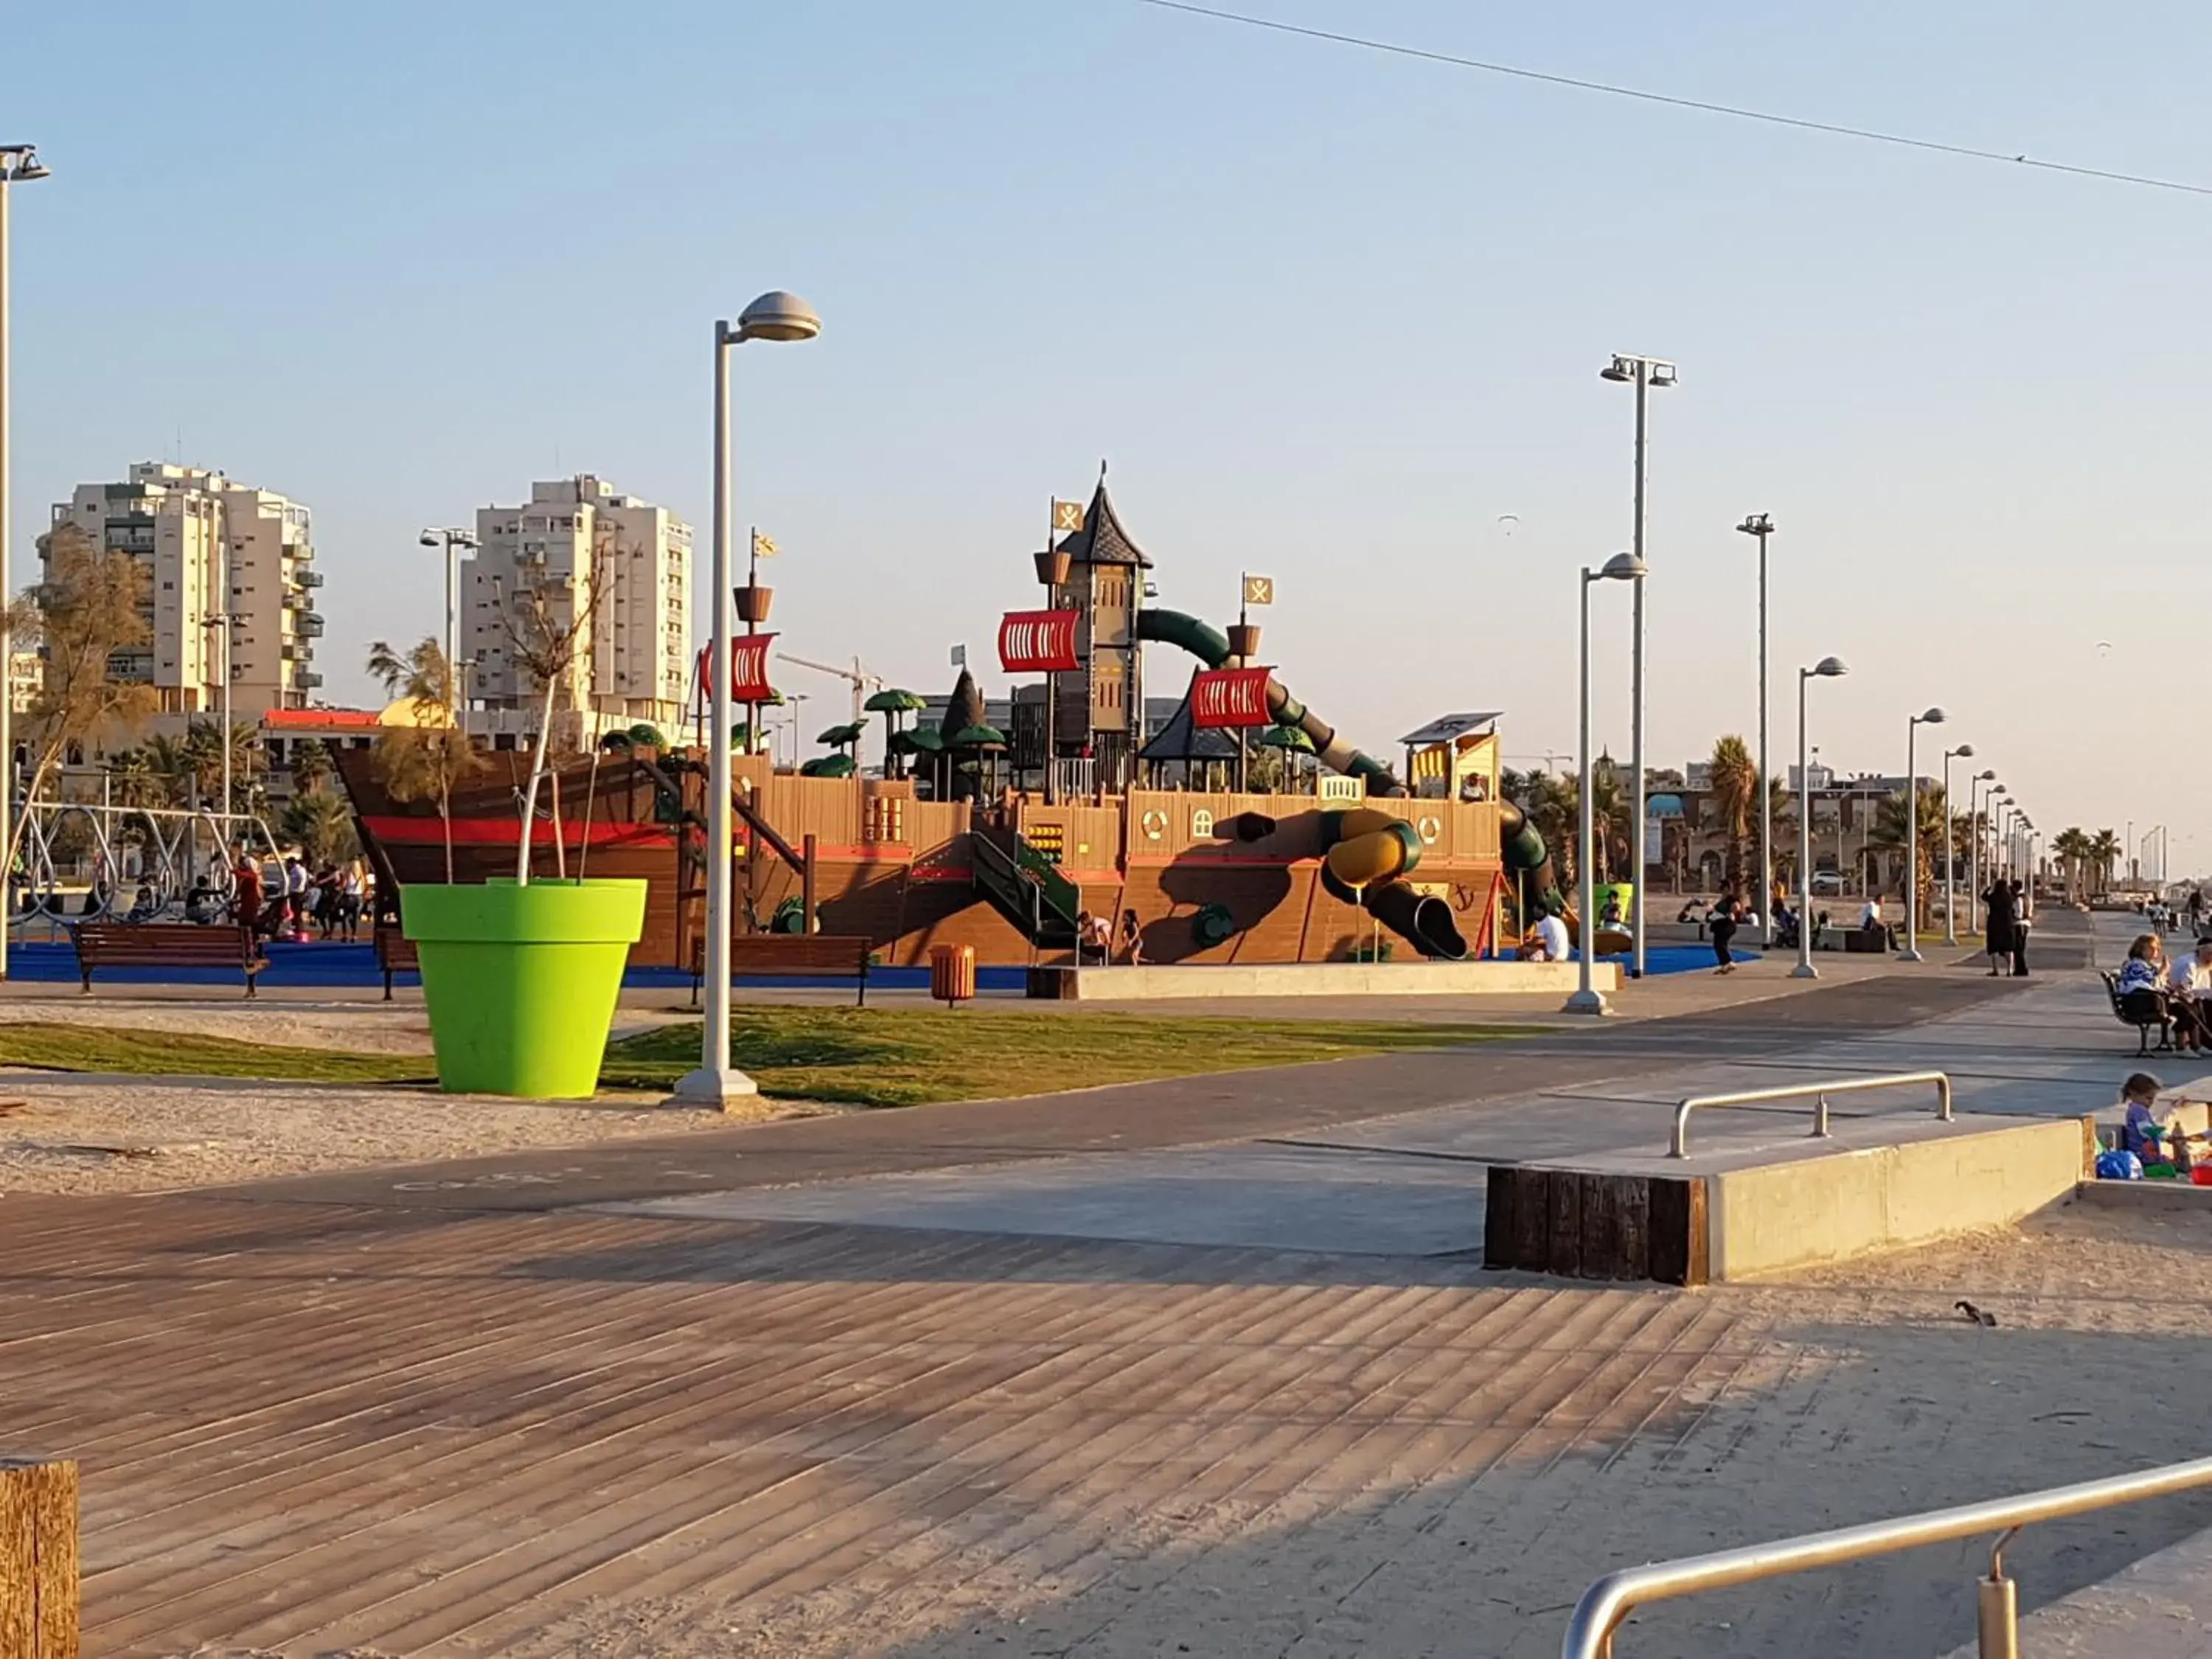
1137 607 1557 956
1136 608 1405 795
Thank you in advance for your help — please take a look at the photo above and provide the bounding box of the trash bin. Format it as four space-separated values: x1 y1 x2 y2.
930 942 975 1006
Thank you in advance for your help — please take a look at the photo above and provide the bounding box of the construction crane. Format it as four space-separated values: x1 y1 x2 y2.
776 652 885 727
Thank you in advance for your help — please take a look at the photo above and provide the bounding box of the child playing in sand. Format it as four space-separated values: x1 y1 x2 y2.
2120 1073 2192 1172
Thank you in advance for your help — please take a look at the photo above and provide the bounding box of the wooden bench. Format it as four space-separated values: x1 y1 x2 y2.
690 934 874 1007
2103 968 2173 1055
374 924 419 1002
69 922 269 998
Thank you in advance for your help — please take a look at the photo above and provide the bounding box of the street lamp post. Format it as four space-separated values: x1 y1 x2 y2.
199 613 236 841
1941 743 1973 945
0 142 49 983
1901 706 1947 961
419 528 479 722
674 291 820 1109
1601 352 1675 977
1736 513 1774 942
1968 768 1995 928
1794 658 1848 978
1565 552 1645 1015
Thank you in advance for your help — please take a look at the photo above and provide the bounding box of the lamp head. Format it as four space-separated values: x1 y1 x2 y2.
735 290 821 344
1599 355 1634 383
1808 655 1848 678
1953 743 1975 758
1916 706 1947 725
1647 360 1679 388
1736 513 1773 537
419 531 440 548
0 145 47 181
1978 769 1995 780
1599 551 1646 580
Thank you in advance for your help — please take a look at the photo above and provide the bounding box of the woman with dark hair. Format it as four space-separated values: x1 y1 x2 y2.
1708 887 1742 974
1982 877 2018 978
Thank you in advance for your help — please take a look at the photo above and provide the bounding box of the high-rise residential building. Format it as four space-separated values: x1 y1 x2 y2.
46 462 321 716
462 476 692 737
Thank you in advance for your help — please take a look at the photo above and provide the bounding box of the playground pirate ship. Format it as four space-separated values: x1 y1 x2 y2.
336 482 1558 970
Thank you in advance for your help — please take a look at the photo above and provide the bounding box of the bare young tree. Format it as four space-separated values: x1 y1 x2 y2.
6 522 159 869
499 545 612 883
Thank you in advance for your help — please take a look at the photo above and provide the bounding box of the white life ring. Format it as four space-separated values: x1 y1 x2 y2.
1141 809 1168 841
1416 815 1442 845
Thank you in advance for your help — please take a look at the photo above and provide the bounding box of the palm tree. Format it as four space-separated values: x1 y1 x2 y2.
366 638 476 882
1871 784 1948 921
2051 827 2093 904
2087 829 2124 898
1588 765 1627 883
290 737 335 797
142 733 195 807
279 788 360 868
1705 736 1758 890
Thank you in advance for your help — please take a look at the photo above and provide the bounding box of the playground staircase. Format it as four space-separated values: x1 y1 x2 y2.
971 827 1082 950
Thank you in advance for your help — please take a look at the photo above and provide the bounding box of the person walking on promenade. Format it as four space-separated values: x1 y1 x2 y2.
1983 877 2018 977
2010 877 2031 976
1708 887 1742 974
230 846 264 937
338 860 366 942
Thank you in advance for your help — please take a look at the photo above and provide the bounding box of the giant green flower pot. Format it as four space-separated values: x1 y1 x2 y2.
401 878 647 1097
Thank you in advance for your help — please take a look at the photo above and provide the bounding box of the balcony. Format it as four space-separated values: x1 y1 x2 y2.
296 616 324 639
297 671 324 689
297 569 324 588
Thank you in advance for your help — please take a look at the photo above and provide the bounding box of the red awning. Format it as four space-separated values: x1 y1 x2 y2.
998 609 1080 674
698 634 778 703
1191 666 1273 728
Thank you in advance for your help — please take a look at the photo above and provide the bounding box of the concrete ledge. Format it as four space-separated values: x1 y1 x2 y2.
1032 959 1619 1001
1711 1116 2093 1279
1485 1115 2096 1284
2076 1178 2212 1210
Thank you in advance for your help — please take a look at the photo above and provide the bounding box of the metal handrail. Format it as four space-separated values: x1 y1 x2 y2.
1669 1069 1952 1158
1562 1452 2212 1658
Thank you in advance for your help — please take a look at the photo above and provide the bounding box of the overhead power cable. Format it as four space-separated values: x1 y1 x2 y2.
1133 0 2212 199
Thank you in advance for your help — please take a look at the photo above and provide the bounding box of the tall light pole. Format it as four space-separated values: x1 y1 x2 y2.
1736 513 1774 942
200 613 235 838
1941 742 1972 945
0 143 49 983
1901 706 1947 961
419 527 479 721
1793 657 1848 978
1995 798 2014 882
1601 352 1675 977
1565 552 1644 1014
1968 768 1995 927
675 291 820 1108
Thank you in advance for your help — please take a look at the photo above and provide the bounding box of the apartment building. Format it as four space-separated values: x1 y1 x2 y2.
47 462 321 716
462 476 691 740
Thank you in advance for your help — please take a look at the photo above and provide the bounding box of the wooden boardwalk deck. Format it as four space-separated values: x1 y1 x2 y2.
3 1190 1764 1657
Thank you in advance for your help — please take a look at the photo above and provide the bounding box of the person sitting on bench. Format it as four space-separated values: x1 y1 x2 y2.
2118 934 2187 1048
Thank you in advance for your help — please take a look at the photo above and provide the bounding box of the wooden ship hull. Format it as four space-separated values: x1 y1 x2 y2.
335 748 1520 971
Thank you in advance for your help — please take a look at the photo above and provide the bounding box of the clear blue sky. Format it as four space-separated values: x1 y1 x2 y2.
8 0 2208 865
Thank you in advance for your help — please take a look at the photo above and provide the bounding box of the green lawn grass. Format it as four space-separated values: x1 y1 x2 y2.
596 1008 1534 1106
0 1023 428 1085
0 1009 1532 1107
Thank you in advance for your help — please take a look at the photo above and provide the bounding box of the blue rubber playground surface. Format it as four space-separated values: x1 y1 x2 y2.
3 937 1747 992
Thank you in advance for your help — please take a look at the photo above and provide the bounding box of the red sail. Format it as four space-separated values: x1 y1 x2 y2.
1192 666 1273 728
998 609 1080 673
698 633 779 702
